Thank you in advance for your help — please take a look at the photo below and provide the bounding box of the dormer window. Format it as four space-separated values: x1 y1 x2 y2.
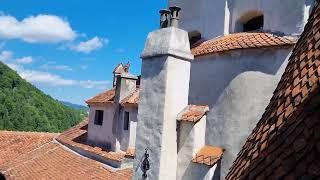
94 110 104 126
235 10 264 32
243 15 264 32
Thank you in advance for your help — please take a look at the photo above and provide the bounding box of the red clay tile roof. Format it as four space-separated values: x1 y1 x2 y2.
177 105 209 122
125 148 135 158
0 131 132 180
121 88 139 107
227 2 320 179
192 146 224 166
85 88 115 106
191 32 297 57
56 119 130 162
0 131 58 167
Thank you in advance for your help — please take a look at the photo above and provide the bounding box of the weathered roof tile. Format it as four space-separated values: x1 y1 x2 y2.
191 32 297 57
177 105 209 123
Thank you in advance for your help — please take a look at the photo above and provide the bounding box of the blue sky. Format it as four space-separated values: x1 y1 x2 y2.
0 0 166 105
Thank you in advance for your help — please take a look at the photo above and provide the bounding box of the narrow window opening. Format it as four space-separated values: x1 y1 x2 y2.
188 31 202 47
94 110 104 126
124 111 130 130
243 15 264 32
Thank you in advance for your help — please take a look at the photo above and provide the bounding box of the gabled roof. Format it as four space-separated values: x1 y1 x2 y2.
192 146 224 166
177 105 209 123
85 88 115 106
227 1 320 179
121 88 139 107
113 63 130 74
191 32 297 57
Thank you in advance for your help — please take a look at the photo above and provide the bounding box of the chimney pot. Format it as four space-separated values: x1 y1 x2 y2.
169 6 181 28
159 9 170 28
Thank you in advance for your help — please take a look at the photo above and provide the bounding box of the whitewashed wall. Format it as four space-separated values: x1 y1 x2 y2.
229 0 313 34
169 0 228 39
188 48 292 179
169 0 314 39
87 104 117 150
118 106 138 152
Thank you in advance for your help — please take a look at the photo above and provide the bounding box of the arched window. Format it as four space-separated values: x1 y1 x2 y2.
188 31 202 47
243 15 263 32
235 11 264 32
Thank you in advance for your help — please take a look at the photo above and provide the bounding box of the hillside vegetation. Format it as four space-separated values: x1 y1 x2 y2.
0 62 85 132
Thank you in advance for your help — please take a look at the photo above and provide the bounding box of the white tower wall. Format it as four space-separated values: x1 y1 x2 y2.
133 27 193 180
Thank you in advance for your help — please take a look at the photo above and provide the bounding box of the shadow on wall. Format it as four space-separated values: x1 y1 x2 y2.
181 161 221 180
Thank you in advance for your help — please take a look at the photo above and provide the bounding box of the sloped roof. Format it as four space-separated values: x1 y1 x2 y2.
0 130 132 180
191 32 297 57
56 119 131 162
113 63 130 74
0 131 57 167
227 1 320 179
121 88 139 107
177 105 209 122
192 146 224 166
85 88 115 106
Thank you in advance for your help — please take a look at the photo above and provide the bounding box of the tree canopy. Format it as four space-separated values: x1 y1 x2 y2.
0 62 86 132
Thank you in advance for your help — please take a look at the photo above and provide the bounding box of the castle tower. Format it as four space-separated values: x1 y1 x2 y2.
133 8 194 179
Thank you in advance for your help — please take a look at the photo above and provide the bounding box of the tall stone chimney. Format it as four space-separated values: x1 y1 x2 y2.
133 7 194 180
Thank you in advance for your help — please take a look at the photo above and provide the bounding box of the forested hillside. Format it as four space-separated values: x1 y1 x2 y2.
0 62 85 132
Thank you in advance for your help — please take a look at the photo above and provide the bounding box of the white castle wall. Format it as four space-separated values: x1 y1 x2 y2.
177 116 209 180
87 104 117 150
118 106 138 152
169 0 228 39
230 0 313 35
188 48 292 179
169 0 314 39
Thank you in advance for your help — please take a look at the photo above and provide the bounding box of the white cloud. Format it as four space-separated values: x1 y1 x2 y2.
10 62 109 88
54 65 72 71
79 80 109 89
0 14 76 43
70 36 107 53
16 56 33 64
1 50 109 88
39 62 73 71
0 50 12 61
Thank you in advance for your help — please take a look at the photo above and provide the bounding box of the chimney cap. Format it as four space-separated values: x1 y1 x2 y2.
159 9 170 14
169 6 181 12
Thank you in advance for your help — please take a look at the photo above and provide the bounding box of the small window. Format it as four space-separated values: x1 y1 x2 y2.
94 110 104 126
243 15 264 32
123 111 130 130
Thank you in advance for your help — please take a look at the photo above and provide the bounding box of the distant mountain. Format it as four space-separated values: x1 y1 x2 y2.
0 61 85 132
60 101 88 110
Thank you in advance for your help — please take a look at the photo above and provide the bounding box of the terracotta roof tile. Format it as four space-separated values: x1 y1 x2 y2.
1 142 132 180
0 131 57 167
226 1 320 179
85 88 115 106
192 145 224 166
191 32 297 57
56 119 127 162
0 128 133 180
125 148 135 158
177 105 209 122
121 88 139 107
